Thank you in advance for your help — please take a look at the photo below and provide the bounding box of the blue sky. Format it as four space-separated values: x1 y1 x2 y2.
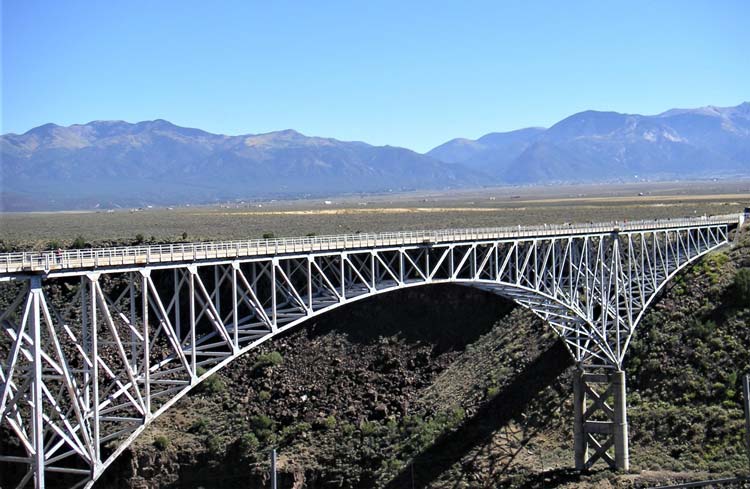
2 1 748 152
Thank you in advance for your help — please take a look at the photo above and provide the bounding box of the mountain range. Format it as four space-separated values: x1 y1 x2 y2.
2 102 749 211
428 102 750 183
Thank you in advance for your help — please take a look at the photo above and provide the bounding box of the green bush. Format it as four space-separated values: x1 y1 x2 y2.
251 414 274 430
250 414 275 442
360 420 379 436
324 415 337 430
252 351 283 370
206 434 222 453
733 268 750 305
239 432 259 454
194 372 225 395
189 417 209 435
315 415 337 430
153 435 170 450
46 240 63 251
258 390 271 401
206 375 226 394
262 232 276 239
340 422 356 436
280 422 312 442
71 235 88 249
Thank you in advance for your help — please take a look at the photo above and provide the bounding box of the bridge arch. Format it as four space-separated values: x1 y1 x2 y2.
0 215 740 488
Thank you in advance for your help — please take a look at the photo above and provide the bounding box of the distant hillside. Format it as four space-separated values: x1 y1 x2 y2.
3 102 750 211
0 121 484 211
428 102 750 183
427 127 545 172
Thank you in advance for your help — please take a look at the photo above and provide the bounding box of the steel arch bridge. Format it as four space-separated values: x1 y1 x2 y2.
0 214 743 488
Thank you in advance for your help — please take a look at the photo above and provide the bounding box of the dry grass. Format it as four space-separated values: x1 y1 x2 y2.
1 182 748 250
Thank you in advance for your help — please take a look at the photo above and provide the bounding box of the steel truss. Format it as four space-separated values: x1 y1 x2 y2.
0 218 738 488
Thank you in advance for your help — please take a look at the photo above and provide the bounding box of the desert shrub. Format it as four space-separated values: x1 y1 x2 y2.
194 367 224 392
239 432 259 454
71 235 88 249
262 232 275 239
189 417 209 435
253 351 283 370
194 372 225 395
733 268 750 305
206 434 223 453
250 414 275 442
280 422 312 442
153 435 170 450
314 415 337 430
46 240 63 250
360 420 379 436
340 422 356 436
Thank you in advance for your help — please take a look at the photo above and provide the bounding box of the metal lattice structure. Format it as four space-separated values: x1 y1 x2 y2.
0 214 742 488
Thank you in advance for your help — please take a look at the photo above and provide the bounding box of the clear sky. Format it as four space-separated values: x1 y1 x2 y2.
2 1 748 152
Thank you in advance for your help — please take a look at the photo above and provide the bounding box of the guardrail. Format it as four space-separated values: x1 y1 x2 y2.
0 214 740 275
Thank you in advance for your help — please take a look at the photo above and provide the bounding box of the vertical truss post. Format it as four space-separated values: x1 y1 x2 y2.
214 266 221 317
174 269 181 341
81 277 90 410
572 367 629 471
307 257 313 309
232 262 239 349
88 274 101 464
141 270 151 414
129 274 137 373
30 276 45 489
271 258 278 332
188 266 197 376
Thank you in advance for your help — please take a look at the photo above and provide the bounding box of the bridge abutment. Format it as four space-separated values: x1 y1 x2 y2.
573 367 629 471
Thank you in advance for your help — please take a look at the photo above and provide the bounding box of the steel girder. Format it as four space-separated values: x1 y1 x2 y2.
0 220 734 488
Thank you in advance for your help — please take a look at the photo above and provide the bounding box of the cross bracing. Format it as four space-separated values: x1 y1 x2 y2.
0 214 742 488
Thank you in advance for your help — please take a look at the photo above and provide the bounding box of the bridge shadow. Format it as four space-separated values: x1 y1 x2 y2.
300 283 516 354
383 339 574 489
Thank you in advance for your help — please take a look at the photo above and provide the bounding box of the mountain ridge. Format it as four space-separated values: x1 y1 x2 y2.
1 122 484 211
427 102 750 183
2 102 749 211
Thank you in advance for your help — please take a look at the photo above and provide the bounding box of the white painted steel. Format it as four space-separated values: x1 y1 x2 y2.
0 214 741 488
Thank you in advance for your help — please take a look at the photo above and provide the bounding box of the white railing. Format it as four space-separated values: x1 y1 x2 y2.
0 214 741 274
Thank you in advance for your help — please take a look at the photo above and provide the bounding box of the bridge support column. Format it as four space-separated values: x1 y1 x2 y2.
612 369 629 471
572 367 629 471
573 368 587 469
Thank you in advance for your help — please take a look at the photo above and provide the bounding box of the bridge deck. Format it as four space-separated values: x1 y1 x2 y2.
0 214 740 275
